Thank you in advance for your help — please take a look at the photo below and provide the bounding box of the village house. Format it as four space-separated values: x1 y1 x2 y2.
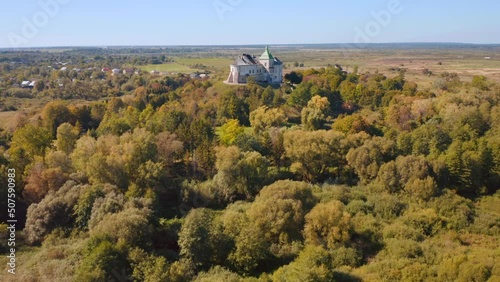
21 81 33 88
123 68 135 75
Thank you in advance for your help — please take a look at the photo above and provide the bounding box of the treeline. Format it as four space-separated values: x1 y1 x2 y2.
0 65 499 281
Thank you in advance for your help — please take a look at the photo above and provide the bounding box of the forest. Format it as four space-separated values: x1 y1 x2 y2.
0 48 499 282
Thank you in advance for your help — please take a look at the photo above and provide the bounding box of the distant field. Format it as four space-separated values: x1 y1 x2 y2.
276 48 500 83
139 57 233 74
139 63 202 74
175 57 233 70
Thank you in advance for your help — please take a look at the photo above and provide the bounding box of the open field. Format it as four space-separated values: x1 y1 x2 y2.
273 46 500 83
139 57 233 74
0 111 19 130
139 62 203 74
175 57 233 70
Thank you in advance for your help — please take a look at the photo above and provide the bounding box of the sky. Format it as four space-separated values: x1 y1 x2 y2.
0 0 499 48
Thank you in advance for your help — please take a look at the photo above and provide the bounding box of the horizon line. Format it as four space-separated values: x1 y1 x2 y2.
1 42 500 50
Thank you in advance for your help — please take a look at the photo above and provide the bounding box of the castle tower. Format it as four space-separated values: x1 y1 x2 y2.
259 46 274 71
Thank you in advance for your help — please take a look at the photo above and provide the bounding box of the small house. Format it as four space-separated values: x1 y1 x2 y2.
21 81 32 88
123 68 134 75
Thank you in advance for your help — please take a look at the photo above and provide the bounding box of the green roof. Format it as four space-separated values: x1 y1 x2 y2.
259 46 274 61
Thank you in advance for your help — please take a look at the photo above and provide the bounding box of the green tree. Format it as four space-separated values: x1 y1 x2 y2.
179 209 214 268
376 155 435 197
304 200 352 250
213 146 270 203
332 114 373 135
229 225 269 274
74 184 107 230
194 266 241 282
288 82 313 108
218 90 250 126
178 208 231 270
346 137 396 184
340 80 359 104
471 75 489 91
128 248 171 282
90 207 153 248
301 95 330 130
261 86 275 107
55 123 79 154
75 236 130 281
284 71 303 84
284 130 345 182
250 106 286 135
272 245 334 282
9 124 52 173
41 101 71 136
219 119 244 146
246 180 317 257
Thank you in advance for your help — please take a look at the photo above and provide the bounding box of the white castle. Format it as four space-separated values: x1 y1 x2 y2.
226 46 283 85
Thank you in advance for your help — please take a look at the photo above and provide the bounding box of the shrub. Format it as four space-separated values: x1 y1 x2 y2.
430 190 475 230
368 193 406 220
385 238 423 259
75 236 130 281
402 208 442 236
90 207 153 248
24 181 84 244
193 266 241 282
272 245 334 282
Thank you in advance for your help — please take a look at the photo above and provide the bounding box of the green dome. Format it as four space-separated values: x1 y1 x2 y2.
259 46 274 61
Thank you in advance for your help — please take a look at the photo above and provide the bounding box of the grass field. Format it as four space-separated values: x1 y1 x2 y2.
275 48 500 83
175 57 233 70
139 57 234 74
0 111 19 130
139 63 203 74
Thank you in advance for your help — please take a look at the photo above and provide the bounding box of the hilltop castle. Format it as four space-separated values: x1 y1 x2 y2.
225 46 283 84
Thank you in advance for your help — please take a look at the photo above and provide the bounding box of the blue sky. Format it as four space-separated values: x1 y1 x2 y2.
1 0 499 47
